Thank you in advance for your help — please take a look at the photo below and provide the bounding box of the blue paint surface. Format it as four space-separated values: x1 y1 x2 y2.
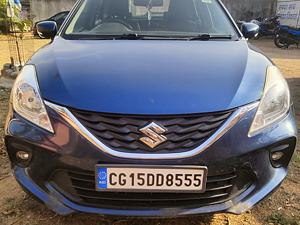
30 38 271 114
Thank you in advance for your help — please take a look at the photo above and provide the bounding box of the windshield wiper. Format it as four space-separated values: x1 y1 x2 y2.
79 33 233 41
114 33 142 40
78 34 170 40
188 34 233 40
114 33 187 40
79 35 115 40
79 33 142 40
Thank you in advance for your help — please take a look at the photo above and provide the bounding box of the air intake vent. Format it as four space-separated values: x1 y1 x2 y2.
50 168 254 209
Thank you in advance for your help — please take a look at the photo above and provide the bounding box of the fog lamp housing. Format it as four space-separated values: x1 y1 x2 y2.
6 139 33 168
269 138 296 168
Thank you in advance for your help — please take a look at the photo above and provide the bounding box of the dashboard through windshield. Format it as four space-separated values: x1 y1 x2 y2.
63 0 237 39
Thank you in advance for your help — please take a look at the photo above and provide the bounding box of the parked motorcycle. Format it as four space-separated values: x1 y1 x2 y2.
274 25 300 48
250 16 280 38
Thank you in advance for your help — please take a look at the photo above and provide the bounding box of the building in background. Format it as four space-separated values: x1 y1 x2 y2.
29 0 76 23
222 0 278 22
18 0 30 20
277 0 300 28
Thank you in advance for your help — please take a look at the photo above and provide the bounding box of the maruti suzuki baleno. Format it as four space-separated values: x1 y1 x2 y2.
5 0 297 217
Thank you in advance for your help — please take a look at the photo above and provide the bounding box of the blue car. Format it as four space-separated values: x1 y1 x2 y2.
5 0 297 217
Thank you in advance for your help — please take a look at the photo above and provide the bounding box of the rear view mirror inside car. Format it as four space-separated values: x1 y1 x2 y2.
134 0 163 7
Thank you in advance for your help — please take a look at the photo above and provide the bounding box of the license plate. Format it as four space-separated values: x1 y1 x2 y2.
95 165 207 193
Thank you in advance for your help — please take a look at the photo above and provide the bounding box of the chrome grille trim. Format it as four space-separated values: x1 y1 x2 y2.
45 101 258 159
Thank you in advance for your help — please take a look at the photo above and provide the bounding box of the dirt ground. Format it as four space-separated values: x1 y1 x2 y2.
0 37 299 225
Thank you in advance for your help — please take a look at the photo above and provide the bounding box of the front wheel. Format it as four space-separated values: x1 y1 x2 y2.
274 35 285 48
254 31 262 39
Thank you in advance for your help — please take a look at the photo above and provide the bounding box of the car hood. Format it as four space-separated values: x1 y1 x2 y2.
30 38 272 114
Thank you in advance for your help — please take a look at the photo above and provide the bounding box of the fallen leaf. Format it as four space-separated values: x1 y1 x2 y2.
2 209 17 215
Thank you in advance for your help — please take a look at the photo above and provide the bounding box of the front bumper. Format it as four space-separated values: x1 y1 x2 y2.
5 102 297 216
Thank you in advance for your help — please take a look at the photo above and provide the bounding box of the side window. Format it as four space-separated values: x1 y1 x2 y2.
52 12 67 21
61 13 68 20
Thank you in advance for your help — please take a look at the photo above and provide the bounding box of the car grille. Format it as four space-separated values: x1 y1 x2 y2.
50 168 254 209
69 109 235 153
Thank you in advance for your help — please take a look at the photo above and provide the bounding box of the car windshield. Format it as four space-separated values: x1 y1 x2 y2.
63 0 237 39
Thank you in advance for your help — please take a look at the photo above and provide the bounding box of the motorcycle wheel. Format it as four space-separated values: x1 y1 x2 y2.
274 35 285 48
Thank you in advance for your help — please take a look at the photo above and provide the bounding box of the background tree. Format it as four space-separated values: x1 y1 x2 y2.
0 0 9 34
0 0 31 34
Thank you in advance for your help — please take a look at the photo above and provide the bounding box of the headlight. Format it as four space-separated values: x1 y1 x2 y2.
12 65 54 133
249 66 290 135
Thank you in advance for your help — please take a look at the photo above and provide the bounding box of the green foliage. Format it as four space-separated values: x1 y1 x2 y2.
0 0 31 34
0 0 9 33
14 18 32 38
266 214 299 225
16 19 32 32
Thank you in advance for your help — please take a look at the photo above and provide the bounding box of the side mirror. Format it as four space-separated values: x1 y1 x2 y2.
37 21 57 39
241 23 259 39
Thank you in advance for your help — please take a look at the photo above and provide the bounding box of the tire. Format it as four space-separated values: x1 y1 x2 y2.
274 35 285 48
254 31 262 39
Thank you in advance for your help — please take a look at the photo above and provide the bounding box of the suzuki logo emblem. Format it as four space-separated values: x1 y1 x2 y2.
139 122 167 148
